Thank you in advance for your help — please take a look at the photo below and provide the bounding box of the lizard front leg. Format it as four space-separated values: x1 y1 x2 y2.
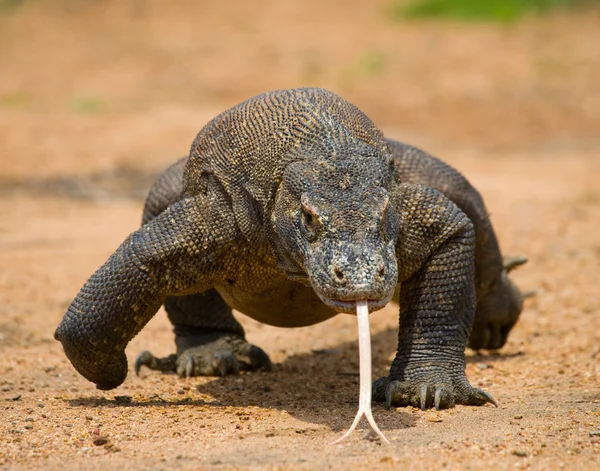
134 290 272 378
133 160 271 378
54 196 239 390
387 139 526 350
373 183 496 410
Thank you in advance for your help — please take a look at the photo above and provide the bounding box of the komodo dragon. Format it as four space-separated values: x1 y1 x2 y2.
55 88 525 415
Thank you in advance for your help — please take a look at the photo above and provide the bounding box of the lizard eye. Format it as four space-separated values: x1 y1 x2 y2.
301 205 322 241
304 211 314 226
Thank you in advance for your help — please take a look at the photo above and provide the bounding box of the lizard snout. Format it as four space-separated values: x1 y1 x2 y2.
331 261 387 285
308 241 398 313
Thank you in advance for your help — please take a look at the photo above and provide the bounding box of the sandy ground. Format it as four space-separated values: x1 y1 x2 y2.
0 1 599 470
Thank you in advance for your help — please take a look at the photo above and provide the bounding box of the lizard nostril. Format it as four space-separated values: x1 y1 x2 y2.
334 267 344 281
378 266 385 278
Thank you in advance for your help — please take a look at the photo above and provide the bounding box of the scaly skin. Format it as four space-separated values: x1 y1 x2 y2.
139 143 526 354
388 141 525 350
55 88 506 410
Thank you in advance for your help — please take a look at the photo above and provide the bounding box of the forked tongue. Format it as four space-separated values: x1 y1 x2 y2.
331 300 390 444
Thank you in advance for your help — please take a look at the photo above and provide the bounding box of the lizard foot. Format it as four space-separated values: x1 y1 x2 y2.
468 320 515 351
468 259 528 350
372 371 497 411
135 336 272 378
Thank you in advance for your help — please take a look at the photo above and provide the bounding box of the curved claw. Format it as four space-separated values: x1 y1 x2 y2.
379 378 491 411
419 384 432 411
213 351 240 376
134 350 177 375
467 388 498 407
176 348 247 377
136 338 272 380
434 388 442 411
184 357 194 378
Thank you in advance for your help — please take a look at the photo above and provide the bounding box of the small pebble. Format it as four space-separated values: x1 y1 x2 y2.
512 449 527 457
25 424 33 430
590 430 600 437
514 415 523 420
93 437 108 446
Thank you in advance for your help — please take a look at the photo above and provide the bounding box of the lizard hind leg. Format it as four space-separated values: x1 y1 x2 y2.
134 290 272 378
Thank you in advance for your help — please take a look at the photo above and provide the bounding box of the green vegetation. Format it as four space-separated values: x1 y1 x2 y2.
354 51 389 78
70 96 105 114
0 0 26 12
343 50 389 82
1 92 31 109
390 0 600 22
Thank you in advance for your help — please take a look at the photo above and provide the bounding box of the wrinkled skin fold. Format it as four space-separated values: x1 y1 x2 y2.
55 88 525 423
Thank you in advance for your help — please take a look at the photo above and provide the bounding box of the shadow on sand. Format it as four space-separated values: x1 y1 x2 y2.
67 326 519 434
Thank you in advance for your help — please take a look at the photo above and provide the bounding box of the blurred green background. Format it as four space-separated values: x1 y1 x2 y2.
0 0 598 179
396 0 600 22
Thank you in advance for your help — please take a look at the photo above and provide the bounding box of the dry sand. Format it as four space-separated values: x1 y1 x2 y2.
1 1 598 470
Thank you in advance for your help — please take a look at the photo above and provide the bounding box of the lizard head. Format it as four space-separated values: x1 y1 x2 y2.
272 151 399 314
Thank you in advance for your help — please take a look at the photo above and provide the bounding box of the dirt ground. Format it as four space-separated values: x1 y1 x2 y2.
1 1 599 470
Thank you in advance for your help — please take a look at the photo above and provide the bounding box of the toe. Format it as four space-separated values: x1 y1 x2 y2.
385 381 412 409
372 376 390 403
135 350 177 375
247 345 273 371
434 386 455 410
487 324 503 350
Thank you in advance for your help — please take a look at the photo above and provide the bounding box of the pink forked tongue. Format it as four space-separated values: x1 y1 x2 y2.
331 300 390 444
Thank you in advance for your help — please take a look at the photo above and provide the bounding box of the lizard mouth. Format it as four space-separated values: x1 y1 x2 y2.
320 293 393 314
